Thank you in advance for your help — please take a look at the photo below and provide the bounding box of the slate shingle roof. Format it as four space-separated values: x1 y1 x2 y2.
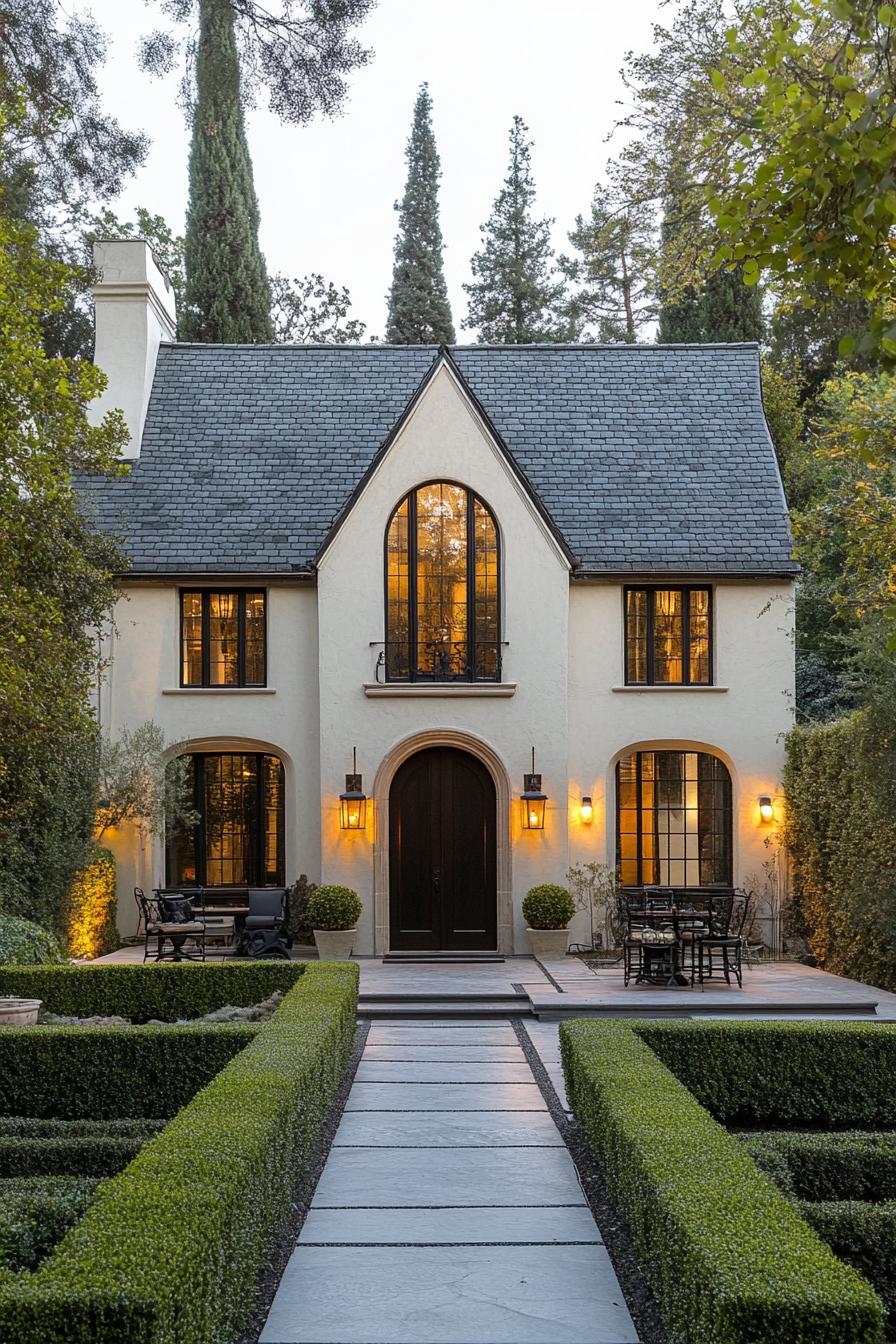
76 342 796 577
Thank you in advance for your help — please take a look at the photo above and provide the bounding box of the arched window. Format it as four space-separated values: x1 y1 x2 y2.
386 482 500 682
167 752 285 887
616 750 732 887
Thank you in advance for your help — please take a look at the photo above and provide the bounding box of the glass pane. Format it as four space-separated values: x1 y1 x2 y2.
415 483 467 679
204 754 254 886
625 590 648 683
168 755 197 883
386 498 410 679
263 756 285 885
616 750 731 889
244 592 265 685
181 593 203 686
473 500 499 679
689 589 711 684
208 593 239 686
653 590 683 683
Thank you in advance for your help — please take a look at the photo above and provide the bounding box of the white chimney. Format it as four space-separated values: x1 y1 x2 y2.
88 239 177 459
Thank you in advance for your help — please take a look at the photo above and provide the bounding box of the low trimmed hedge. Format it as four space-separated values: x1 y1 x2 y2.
0 962 358 1344
0 1121 165 1178
799 1200 896 1328
741 1130 896 1203
0 1119 165 1140
561 1020 883 1343
0 962 304 1022
639 1019 896 1126
0 1179 101 1272
0 1026 258 1118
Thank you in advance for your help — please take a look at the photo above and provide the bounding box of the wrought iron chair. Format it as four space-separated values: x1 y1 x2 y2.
236 889 292 959
696 892 747 987
623 893 679 987
138 889 207 963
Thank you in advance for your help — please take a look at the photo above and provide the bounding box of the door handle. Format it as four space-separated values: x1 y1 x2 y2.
432 869 441 895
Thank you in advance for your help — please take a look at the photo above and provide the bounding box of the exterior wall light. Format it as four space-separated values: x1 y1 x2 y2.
758 795 774 824
580 796 594 824
339 748 367 830
521 749 547 830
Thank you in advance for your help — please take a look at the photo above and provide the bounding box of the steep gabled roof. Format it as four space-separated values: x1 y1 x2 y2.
76 342 797 577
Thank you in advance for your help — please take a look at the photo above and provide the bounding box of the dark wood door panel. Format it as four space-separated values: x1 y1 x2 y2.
389 747 496 951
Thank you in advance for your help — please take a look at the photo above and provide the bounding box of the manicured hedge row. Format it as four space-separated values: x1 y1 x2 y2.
0 962 359 1344
0 1119 165 1140
799 1200 896 1327
0 1026 258 1118
741 1130 896 1202
0 962 304 1022
561 1020 883 1344
0 1179 101 1272
0 1138 150 1179
639 1020 896 1126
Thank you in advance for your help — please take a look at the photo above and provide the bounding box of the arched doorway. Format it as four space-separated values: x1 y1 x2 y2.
389 746 497 950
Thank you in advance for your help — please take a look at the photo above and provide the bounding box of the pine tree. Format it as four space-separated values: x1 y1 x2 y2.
464 116 569 343
562 181 657 342
182 0 273 343
386 85 454 344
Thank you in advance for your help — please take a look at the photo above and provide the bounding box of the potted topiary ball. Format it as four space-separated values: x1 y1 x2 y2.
523 884 575 961
307 885 363 961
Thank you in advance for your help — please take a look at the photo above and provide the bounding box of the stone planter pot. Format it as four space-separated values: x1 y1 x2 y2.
0 997 42 1026
527 928 570 960
314 929 357 961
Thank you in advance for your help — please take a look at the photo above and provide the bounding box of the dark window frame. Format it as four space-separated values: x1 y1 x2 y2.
179 589 267 688
615 749 733 887
383 480 502 683
166 751 285 888
623 585 713 686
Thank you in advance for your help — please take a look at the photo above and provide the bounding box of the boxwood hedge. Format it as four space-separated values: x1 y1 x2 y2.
560 1020 884 1344
0 961 358 1344
799 1200 896 1329
740 1130 896 1203
0 1025 258 1119
639 1019 896 1126
0 1179 101 1272
0 962 304 1022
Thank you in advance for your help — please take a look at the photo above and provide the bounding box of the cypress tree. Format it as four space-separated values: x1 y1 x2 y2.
182 0 273 343
464 116 569 343
659 264 764 343
386 84 454 344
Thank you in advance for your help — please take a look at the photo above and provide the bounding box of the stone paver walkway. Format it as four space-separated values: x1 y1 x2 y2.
260 1018 637 1344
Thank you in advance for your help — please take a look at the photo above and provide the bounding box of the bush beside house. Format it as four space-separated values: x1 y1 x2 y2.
65 848 117 959
0 918 67 967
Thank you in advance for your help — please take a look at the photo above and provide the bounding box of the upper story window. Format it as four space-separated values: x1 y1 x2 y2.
386 482 500 682
624 587 712 685
180 590 266 687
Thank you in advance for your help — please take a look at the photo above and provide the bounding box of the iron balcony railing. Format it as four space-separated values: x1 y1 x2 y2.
376 638 502 684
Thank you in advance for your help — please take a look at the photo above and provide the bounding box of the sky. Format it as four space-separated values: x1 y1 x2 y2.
85 0 665 340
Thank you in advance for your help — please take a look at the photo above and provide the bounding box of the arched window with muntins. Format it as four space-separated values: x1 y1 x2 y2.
616 750 732 888
386 482 500 682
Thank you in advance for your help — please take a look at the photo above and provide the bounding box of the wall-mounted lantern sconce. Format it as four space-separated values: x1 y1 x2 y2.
521 748 547 830
339 748 367 830
758 795 774 824
580 795 594 825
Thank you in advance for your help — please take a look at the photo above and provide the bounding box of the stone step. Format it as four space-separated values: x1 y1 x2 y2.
360 988 528 1002
528 992 880 1020
358 996 533 1019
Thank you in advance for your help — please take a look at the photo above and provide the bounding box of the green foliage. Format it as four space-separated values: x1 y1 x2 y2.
740 1131 896 1204
659 262 765 343
561 179 657 342
0 1177 101 1272
784 708 896 990
0 963 358 1344
638 1020 896 1127
0 1024 257 1119
0 962 304 1022
66 848 117 960
798 1200 896 1329
0 1118 163 1139
561 1019 883 1343
307 885 362 931
522 884 574 930
270 273 366 343
464 116 570 343
0 1135 153 1180
182 0 273 342
0 919 67 967
386 84 454 344
82 207 186 320
95 721 198 846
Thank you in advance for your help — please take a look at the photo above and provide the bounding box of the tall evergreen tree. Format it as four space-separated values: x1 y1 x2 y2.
182 0 273 343
561 180 657 342
464 116 569 344
386 84 454 344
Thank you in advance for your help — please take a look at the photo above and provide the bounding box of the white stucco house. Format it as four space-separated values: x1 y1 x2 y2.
82 240 796 953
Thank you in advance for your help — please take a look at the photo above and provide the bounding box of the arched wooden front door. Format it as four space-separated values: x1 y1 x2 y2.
389 746 497 951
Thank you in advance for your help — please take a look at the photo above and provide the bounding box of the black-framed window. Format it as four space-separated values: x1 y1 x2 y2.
624 587 711 685
167 752 285 887
385 481 500 682
616 750 732 887
180 590 266 687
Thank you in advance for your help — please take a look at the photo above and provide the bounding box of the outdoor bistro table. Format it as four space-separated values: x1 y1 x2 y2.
628 907 713 988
